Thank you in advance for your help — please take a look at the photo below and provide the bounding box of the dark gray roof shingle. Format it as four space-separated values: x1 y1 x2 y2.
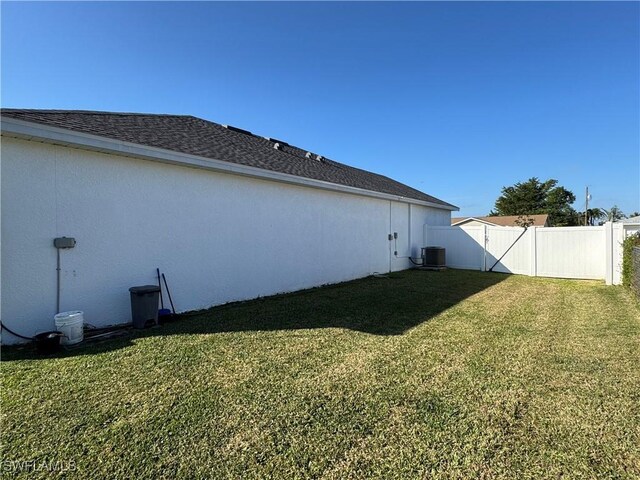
1 109 455 208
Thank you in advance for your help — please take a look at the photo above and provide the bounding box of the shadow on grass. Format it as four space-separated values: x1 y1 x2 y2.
2 269 507 361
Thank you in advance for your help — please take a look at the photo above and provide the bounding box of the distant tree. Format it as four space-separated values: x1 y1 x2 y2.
577 208 606 226
491 177 578 226
627 211 640 218
605 205 625 222
545 185 579 226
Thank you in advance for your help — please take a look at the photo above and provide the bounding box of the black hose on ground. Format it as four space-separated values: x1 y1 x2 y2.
0 322 34 341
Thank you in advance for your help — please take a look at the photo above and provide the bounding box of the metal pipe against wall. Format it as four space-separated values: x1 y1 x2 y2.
56 248 61 314
53 237 76 314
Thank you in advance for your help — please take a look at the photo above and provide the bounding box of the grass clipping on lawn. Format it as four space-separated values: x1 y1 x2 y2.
1 270 639 479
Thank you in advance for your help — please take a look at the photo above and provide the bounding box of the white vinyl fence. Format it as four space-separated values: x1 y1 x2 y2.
424 222 640 285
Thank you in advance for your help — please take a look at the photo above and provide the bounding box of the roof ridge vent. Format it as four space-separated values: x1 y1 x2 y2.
223 125 253 136
265 137 289 146
305 152 325 162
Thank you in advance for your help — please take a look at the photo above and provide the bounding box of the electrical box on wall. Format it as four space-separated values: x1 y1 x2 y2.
54 237 76 249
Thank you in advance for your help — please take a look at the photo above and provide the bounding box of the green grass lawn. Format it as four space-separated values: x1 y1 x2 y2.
2 270 639 479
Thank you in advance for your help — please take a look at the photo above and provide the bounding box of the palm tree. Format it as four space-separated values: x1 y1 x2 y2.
578 208 606 225
605 205 625 222
587 208 606 225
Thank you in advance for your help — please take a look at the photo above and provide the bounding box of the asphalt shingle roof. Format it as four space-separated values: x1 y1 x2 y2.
451 214 549 227
1 109 455 208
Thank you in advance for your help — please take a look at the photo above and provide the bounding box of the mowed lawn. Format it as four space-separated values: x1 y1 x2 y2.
2 270 639 479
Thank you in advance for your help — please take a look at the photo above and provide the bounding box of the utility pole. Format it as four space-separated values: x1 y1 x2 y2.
585 186 590 226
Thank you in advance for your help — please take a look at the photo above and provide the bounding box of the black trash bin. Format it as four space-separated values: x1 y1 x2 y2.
129 285 161 329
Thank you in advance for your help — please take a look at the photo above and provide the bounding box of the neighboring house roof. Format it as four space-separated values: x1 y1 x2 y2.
451 214 549 227
0 109 456 209
621 215 640 224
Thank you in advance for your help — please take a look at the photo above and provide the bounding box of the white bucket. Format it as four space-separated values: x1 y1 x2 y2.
54 311 84 345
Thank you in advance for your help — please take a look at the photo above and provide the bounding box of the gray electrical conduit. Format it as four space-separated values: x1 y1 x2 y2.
392 236 423 265
394 253 423 265
394 252 423 265
56 248 61 314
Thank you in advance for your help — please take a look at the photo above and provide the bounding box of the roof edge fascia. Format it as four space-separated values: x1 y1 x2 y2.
451 217 496 226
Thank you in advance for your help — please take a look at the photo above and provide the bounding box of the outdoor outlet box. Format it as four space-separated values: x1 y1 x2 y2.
54 237 76 249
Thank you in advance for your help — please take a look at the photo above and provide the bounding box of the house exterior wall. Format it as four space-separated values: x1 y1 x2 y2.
1 137 450 343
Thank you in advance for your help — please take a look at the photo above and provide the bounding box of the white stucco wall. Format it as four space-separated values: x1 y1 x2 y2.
1 137 451 343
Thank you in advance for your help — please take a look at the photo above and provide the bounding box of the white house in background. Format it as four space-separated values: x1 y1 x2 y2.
0 109 457 343
620 215 640 224
451 214 550 227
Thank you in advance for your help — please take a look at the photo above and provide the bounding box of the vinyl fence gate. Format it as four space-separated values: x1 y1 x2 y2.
423 222 640 285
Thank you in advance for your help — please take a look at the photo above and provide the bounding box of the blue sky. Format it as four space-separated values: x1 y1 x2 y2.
2 2 639 216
